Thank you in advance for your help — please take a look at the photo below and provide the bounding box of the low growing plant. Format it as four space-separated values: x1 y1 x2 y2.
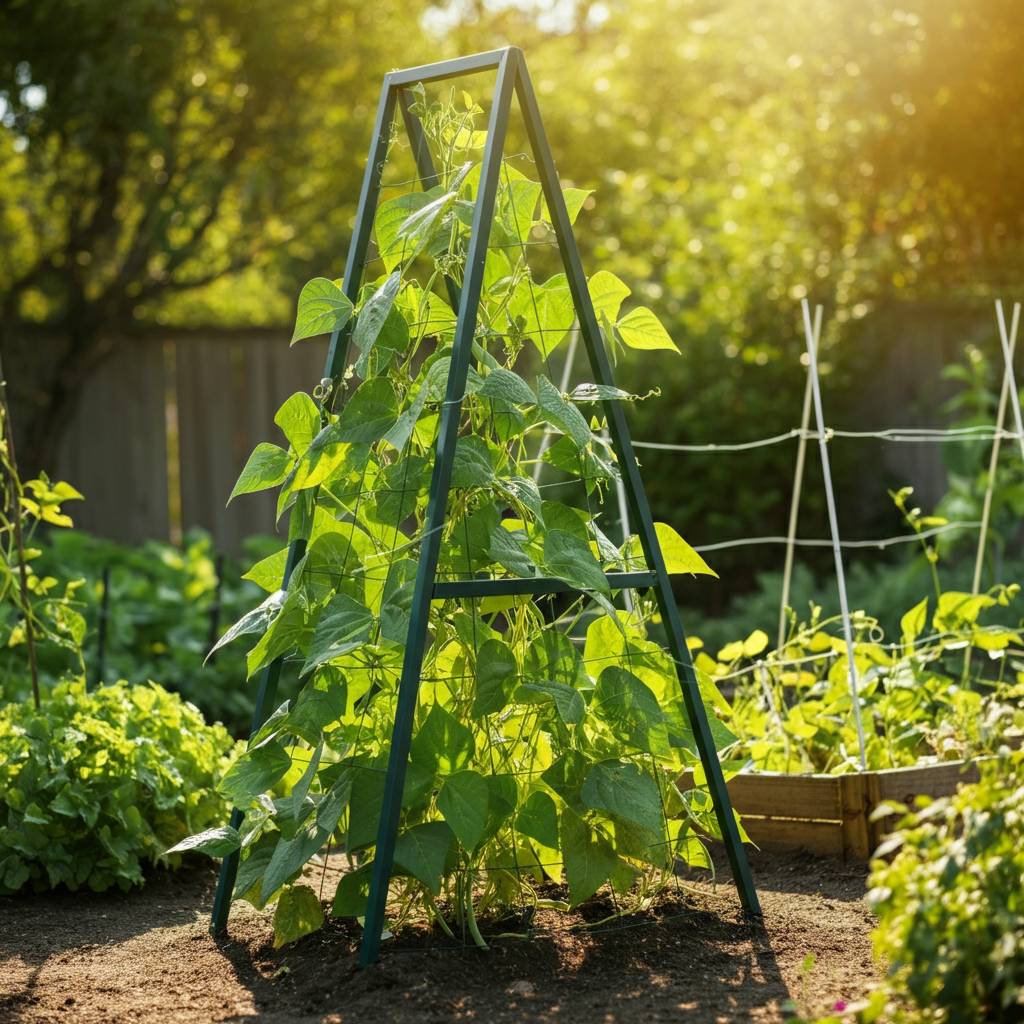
688 487 1024 773
6 527 278 735
0 679 241 894
867 748 1024 1023
176 90 738 949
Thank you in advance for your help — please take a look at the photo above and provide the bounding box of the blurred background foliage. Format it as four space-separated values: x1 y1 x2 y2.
1 0 1021 621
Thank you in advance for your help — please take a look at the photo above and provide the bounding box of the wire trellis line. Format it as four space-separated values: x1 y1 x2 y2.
632 425 1024 454
691 519 981 554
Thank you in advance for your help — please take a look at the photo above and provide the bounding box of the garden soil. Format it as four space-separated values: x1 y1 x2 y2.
0 846 881 1023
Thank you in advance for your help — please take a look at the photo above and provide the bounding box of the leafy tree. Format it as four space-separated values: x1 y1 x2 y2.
0 0 428 475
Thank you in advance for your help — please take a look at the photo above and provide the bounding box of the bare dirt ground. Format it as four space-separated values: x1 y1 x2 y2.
0 845 881 1024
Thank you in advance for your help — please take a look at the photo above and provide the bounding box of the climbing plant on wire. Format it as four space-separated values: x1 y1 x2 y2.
172 86 742 950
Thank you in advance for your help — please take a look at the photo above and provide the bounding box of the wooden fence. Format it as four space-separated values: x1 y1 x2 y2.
42 301 996 556
54 331 328 555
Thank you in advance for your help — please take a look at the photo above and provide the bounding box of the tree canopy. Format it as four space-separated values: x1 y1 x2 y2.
0 0 1020 523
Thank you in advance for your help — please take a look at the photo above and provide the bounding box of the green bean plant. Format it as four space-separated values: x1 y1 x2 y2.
173 91 739 949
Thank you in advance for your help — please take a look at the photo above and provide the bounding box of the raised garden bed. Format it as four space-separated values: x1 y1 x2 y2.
679 758 989 860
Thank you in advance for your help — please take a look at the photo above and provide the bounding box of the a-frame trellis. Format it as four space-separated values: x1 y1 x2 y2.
211 46 760 966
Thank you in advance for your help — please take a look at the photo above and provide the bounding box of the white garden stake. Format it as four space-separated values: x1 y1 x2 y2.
778 304 822 653
801 299 867 769
971 301 1020 598
995 301 1024 466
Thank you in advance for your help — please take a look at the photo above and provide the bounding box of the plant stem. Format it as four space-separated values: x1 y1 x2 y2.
0 354 39 710
462 871 489 951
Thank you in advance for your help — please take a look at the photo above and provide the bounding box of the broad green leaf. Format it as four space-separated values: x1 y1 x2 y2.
716 629 765 662
272 884 325 948
286 672 349 746
933 591 995 630
207 588 284 659
333 378 400 444
477 367 537 406
353 271 403 377
291 278 354 344
410 704 475 774
502 175 542 238
229 444 292 502
243 547 288 592
615 307 680 353
488 522 536 578
495 476 544 524
275 392 321 454
515 791 559 850
245 590 313 678
580 761 663 835
451 434 495 489
380 558 417 644
971 626 1020 651
537 375 592 450
559 807 617 908
219 738 292 805
393 821 456 895
375 192 434 272
263 819 331 899
541 750 590 813
164 825 241 858
315 772 353 835
471 638 518 718
437 770 490 851
508 275 576 358
233 833 278 904
568 383 635 403
543 529 609 595
369 455 429 531
542 435 618 485
382 383 428 454
300 594 374 678
632 522 718 577
331 863 372 917
540 500 590 543
591 666 668 754
587 270 631 323
518 679 585 725
901 597 929 645
541 187 594 227
523 630 589 690
346 766 386 852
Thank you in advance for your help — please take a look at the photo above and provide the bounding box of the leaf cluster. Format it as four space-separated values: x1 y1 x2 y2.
691 580 1024 775
0 679 241 894
2 528 277 736
867 749 1024 1023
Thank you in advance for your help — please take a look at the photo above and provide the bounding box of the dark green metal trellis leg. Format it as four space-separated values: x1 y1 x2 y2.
211 538 306 933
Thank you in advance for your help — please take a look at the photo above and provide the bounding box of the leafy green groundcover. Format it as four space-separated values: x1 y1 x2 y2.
1 528 277 737
867 749 1024 1024
0 680 241 894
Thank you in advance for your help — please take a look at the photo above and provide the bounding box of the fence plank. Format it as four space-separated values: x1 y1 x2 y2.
55 338 169 545
175 333 328 555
